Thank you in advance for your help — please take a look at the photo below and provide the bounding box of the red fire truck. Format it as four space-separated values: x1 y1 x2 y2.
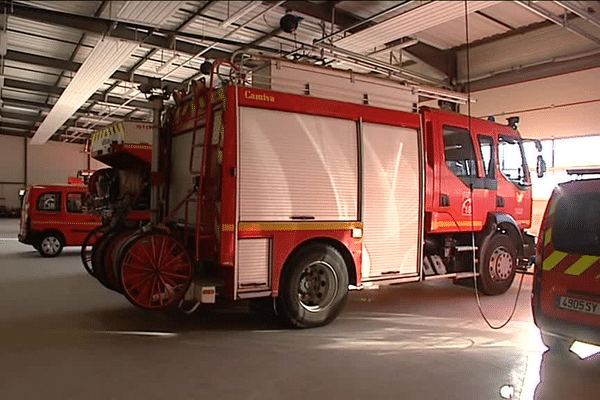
85 57 540 328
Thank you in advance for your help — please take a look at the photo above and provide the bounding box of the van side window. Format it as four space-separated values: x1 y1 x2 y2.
478 135 495 179
443 126 478 179
37 193 61 211
67 193 83 213
554 192 600 256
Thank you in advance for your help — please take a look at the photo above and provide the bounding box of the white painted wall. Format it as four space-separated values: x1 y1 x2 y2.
0 136 106 210
0 136 25 211
468 67 600 140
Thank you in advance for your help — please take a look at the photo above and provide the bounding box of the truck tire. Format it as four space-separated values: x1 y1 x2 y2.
92 231 118 291
277 243 349 328
81 227 106 278
38 233 64 257
479 234 516 295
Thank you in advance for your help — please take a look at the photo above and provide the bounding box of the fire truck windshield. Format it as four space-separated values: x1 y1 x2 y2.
499 136 530 189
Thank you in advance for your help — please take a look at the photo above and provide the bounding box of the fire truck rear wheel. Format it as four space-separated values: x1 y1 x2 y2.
38 232 64 257
479 234 517 295
277 243 349 328
81 227 107 278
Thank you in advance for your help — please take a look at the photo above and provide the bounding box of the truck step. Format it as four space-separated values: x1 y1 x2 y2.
455 245 478 252
429 255 447 274
423 257 436 276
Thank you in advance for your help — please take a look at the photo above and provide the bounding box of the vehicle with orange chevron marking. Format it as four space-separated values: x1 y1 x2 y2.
533 168 600 351
18 183 102 257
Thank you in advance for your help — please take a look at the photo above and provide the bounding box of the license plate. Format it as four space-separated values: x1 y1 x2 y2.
558 296 600 316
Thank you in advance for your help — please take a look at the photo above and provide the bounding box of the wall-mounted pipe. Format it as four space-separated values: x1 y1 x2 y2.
456 48 600 84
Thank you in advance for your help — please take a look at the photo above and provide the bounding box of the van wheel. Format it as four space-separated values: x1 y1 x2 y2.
38 233 64 257
277 243 349 328
479 234 516 295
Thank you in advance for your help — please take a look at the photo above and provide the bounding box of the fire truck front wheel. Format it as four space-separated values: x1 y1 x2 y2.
37 232 64 257
479 234 517 295
277 243 349 328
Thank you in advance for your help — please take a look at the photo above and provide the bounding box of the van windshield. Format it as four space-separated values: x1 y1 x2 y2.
554 192 600 256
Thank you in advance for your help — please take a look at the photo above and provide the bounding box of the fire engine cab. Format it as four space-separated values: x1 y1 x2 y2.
83 56 541 328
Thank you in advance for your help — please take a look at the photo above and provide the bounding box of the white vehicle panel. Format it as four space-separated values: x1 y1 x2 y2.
239 107 358 222
362 123 420 277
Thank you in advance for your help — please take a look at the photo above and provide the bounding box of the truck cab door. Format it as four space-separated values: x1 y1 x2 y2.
496 135 532 229
430 119 495 233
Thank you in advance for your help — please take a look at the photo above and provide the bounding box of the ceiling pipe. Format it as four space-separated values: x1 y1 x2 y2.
553 1 600 29
515 1 600 46
161 1 285 80
455 47 600 84
366 38 419 57
317 43 446 86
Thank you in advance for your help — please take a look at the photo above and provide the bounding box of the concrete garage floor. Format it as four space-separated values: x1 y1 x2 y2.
0 220 598 400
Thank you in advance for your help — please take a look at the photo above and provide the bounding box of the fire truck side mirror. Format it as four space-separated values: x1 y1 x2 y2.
534 139 542 152
536 155 547 178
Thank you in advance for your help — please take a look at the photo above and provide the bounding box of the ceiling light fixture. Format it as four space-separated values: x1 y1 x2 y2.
218 1 262 29
30 37 138 145
155 53 180 74
334 1 500 54
117 1 185 26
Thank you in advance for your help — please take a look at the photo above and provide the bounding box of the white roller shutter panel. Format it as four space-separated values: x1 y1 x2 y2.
362 123 420 277
239 107 358 221
238 239 270 289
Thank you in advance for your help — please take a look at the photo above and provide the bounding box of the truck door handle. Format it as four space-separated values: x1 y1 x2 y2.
440 194 450 207
496 196 505 207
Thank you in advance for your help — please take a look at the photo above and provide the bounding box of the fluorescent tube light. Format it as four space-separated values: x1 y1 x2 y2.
30 37 138 145
219 1 262 29
335 1 500 54
117 1 185 26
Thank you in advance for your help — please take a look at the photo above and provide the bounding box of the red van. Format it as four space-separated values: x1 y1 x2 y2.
18 184 102 257
532 169 600 352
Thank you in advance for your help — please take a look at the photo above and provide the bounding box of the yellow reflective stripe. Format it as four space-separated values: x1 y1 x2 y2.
32 221 99 226
431 220 483 229
544 228 552 246
222 224 235 232
564 255 600 276
238 222 363 232
542 250 568 271
548 198 558 216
